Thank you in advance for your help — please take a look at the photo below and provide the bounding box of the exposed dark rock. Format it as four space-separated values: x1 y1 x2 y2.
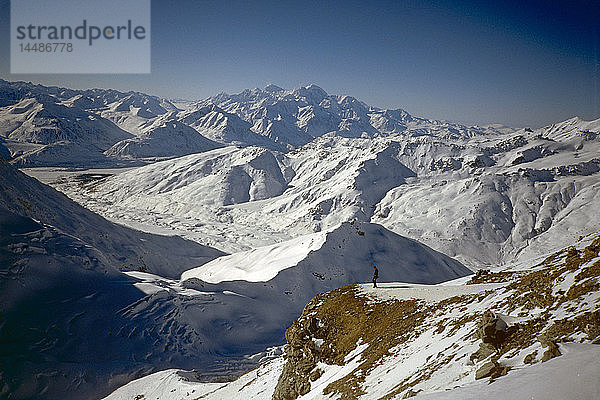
539 335 561 362
470 342 496 362
523 350 538 364
475 360 498 380
476 310 508 349
309 368 323 382
402 388 422 398
272 303 326 400
475 360 510 381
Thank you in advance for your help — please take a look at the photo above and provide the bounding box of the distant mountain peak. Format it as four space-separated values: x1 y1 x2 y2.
264 83 284 93
299 83 327 95
292 84 328 104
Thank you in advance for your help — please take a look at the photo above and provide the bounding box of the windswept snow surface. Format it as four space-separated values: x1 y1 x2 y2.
181 231 328 283
73 221 466 399
109 221 469 384
181 221 470 285
412 343 600 400
358 281 507 303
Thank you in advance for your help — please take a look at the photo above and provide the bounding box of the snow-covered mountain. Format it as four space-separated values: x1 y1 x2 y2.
105 112 221 160
3 79 600 400
0 80 187 166
66 113 600 268
0 79 520 167
192 84 513 150
0 95 132 166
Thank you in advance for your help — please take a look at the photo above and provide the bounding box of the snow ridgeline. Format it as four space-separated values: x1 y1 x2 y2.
0 78 518 168
105 235 600 400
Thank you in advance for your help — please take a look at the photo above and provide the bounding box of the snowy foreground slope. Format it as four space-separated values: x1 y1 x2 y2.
105 235 600 400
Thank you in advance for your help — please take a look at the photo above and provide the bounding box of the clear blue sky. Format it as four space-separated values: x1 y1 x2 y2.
0 0 598 127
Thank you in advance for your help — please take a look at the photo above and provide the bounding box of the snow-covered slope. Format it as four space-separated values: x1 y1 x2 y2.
0 163 227 400
0 163 223 277
105 112 221 159
178 104 283 150
105 234 600 400
89 221 469 397
181 221 470 285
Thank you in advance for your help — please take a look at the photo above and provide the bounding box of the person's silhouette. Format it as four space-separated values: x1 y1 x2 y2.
372 265 378 288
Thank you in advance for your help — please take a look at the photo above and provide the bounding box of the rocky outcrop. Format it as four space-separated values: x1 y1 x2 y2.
475 360 510 380
539 337 561 362
471 311 512 380
272 316 323 400
477 310 508 348
271 236 600 399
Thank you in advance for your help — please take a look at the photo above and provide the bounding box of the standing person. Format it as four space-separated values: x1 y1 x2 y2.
372 265 379 288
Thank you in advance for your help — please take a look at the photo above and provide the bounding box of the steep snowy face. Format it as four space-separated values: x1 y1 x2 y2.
271 137 416 231
181 221 469 284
